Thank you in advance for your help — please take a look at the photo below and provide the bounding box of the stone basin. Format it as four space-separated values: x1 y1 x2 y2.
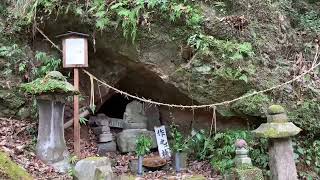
143 156 167 170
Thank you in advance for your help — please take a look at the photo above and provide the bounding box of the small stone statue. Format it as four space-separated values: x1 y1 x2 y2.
234 139 252 167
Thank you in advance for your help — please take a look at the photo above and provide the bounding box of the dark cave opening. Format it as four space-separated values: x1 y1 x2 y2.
97 93 133 119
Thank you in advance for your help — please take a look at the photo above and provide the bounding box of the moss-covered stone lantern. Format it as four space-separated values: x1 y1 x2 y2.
252 105 301 180
21 71 78 172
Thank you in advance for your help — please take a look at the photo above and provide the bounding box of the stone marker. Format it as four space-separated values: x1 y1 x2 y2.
109 117 125 128
93 126 111 136
97 141 117 155
225 139 263 180
116 129 157 153
252 105 301 180
74 157 113 180
144 103 161 131
234 139 252 167
99 133 113 143
123 101 148 129
21 71 78 173
90 114 124 128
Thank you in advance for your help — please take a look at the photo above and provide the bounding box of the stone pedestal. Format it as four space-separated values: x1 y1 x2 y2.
269 138 297 180
234 147 252 167
36 98 69 172
252 105 301 180
21 71 78 172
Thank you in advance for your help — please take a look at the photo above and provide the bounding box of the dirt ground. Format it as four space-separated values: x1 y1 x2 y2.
0 117 222 180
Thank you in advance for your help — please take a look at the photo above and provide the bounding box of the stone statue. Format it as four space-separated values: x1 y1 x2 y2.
123 101 148 129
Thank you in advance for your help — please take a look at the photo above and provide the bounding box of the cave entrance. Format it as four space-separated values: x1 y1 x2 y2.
97 93 133 119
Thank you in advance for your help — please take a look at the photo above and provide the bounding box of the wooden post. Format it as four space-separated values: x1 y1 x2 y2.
57 31 89 158
73 68 80 157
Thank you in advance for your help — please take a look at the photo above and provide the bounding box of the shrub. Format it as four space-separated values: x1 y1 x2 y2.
189 129 268 174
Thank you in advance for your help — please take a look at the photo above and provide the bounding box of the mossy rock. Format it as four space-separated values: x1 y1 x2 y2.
267 105 285 115
232 165 264 180
186 175 207 180
20 71 78 96
0 151 32 180
46 71 67 81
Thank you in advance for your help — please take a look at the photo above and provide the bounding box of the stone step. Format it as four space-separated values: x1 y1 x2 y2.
97 141 117 155
92 126 111 135
99 133 113 143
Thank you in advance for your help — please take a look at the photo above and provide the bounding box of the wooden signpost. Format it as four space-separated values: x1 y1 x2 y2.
58 31 89 157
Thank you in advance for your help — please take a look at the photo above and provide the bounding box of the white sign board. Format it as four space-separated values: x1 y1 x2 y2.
154 125 171 158
62 37 88 68
65 38 85 65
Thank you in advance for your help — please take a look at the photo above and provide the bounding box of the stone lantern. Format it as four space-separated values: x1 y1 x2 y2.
252 105 301 180
21 71 78 172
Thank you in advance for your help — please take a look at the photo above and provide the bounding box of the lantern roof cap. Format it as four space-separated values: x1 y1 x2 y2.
56 31 89 38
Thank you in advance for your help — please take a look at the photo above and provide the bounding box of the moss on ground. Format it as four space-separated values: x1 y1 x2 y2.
234 164 264 180
0 151 32 180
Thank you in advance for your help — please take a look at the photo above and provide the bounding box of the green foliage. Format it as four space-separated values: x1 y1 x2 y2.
189 130 268 175
210 130 251 173
14 0 203 42
187 34 255 82
0 42 60 79
299 11 320 32
189 130 213 160
0 151 32 180
0 44 26 76
170 124 188 153
79 117 88 125
135 134 152 156
68 155 79 165
294 138 320 178
20 72 77 95
288 100 320 135
33 52 61 78
231 92 270 116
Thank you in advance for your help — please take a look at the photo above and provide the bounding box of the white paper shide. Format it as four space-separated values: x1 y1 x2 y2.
65 38 85 65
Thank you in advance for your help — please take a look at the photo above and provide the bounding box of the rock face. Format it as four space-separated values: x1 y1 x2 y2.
74 157 113 180
144 103 161 131
0 0 319 132
116 129 157 153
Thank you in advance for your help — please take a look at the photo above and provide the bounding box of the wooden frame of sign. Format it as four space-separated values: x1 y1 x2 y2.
62 36 88 68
